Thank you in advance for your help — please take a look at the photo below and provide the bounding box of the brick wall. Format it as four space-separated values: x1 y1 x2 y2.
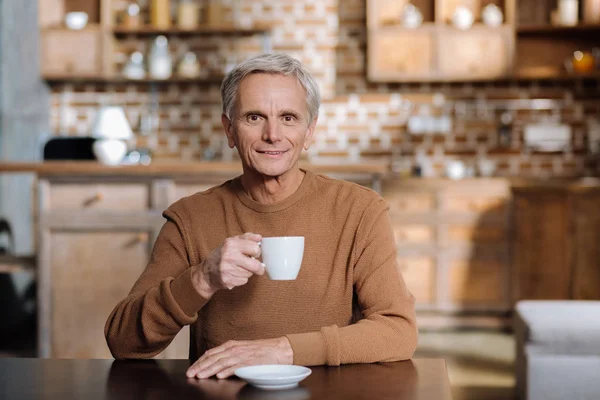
47 0 600 177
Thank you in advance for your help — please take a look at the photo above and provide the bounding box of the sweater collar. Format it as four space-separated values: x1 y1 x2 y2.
231 169 314 213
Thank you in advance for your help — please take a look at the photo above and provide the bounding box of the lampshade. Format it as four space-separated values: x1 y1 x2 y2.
91 106 133 140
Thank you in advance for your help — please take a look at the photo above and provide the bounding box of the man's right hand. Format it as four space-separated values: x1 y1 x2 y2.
191 232 265 299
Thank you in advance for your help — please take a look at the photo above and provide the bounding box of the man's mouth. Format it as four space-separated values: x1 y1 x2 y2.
257 150 288 155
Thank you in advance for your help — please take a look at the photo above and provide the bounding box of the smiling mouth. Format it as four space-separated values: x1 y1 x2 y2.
257 150 288 155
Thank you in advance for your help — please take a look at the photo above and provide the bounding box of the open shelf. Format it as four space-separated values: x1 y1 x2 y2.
42 75 225 84
518 24 600 34
112 24 272 37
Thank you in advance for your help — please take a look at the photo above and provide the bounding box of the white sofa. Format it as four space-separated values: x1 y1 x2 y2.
515 301 600 400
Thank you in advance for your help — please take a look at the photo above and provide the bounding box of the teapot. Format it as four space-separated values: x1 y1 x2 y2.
452 5 474 30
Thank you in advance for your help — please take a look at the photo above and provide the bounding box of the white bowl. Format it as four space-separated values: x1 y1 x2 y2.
65 12 89 30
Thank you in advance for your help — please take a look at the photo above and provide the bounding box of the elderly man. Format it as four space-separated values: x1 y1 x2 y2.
105 53 417 379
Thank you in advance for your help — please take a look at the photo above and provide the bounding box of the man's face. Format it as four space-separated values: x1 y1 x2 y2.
222 73 316 178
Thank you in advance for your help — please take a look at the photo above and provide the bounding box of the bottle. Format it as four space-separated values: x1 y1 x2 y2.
151 0 171 29
148 36 172 79
178 0 199 29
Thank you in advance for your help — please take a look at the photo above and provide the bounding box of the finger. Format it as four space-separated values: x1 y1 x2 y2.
236 256 265 275
239 232 262 243
222 238 261 259
196 352 242 379
187 341 241 377
217 361 253 379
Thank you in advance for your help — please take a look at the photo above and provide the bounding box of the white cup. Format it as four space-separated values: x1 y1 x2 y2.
260 236 305 280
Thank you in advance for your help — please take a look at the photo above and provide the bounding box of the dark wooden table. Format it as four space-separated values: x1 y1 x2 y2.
0 358 452 400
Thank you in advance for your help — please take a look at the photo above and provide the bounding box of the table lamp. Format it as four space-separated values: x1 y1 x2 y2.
91 106 133 165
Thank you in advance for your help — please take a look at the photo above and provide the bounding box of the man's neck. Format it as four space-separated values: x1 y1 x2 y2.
240 168 305 205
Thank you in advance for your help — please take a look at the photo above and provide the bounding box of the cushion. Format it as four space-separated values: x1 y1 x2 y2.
516 300 600 356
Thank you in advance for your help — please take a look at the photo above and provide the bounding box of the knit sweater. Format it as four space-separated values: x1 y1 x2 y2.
105 170 417 366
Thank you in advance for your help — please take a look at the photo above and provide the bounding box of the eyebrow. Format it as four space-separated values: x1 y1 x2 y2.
239 109 303 119
279 109 302 119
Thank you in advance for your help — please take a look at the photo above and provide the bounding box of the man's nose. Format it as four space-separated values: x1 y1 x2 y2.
262 120 282 143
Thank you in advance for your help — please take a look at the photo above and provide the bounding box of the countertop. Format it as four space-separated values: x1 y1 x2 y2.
0 161 389 176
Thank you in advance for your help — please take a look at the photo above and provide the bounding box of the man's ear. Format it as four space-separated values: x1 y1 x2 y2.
303 117 318 150
222 114 236 148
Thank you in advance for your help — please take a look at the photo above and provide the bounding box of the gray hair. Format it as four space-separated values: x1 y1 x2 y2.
220 53 321 123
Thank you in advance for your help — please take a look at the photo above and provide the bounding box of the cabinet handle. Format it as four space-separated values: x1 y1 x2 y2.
83 192 103 207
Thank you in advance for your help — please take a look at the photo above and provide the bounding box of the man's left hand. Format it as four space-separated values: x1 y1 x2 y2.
186 337 294 379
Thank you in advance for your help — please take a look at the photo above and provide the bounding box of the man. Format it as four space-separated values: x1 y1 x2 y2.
105 53 417 379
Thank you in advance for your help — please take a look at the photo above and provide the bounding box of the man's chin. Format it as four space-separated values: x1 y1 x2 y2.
248 161 294 178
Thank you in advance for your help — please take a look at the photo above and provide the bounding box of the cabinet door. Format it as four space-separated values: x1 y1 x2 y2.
438 27 513 80
512 192 570 302
41 28 104 76
48 231 188 358
368 27 435 81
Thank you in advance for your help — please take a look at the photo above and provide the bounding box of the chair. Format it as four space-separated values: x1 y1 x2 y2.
515 300 600 400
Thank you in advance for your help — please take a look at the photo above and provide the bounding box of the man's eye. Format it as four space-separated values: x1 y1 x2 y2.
284 115 294 122
248 115 261 122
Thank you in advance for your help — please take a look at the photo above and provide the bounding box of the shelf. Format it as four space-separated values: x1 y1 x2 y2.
42 75 225 84
112 24 271 37
513 70 600 80
518 24 600 34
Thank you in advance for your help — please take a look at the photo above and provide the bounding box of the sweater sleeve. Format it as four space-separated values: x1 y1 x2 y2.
286 198 418 366
104 207 209 359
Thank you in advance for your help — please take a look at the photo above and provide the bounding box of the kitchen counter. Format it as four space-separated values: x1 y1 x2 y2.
0 161 389 176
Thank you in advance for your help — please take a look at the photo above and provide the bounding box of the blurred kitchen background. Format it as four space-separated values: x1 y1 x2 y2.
1 1 599 399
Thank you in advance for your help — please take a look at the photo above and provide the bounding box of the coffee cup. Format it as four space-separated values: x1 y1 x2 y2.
260 236 304 280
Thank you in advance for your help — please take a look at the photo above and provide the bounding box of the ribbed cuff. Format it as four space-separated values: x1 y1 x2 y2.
285 331 328 366
169 268 209 318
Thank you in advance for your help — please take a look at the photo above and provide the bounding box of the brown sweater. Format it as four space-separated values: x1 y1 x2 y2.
105 170 417 366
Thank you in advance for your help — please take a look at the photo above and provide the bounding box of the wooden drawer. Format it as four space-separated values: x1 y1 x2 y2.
48 183 149 211
387 193 435 214
393 225 434 245
397 256 435 304
442 195 508 215
368 27 435 81
437 27 513 80
443 224 506 244
448 257 506 304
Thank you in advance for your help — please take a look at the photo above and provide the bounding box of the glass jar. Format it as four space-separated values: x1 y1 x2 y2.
151 0 171 28
178 0 199 29
123 3 141 28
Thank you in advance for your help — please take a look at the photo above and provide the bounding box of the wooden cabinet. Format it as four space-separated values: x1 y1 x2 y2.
366 0 517 82
49 231 150 358
512 183 600 302
368 28 436 81
437 27 514 79
40 28 109 77
37 177 188 359
383 178 512 329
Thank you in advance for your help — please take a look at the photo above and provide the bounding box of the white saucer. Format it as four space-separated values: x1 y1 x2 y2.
234 365 311 390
